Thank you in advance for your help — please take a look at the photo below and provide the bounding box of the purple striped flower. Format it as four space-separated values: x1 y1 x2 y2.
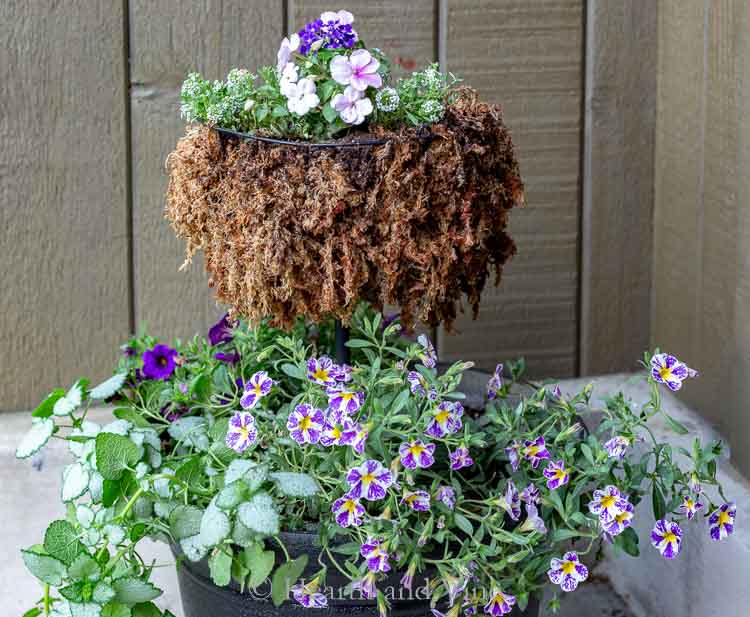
142 344 178 380
522 436 550 469
588 485 630 523
547 552 588 592
291 582 328 608
320 411 357 447
520 483 541 505
331 363 353 383
604 435 630 460
286 403 325 444
518 503 547 535
346 460 394 501
483 589 516 616
498 479 521 521
208 313 235 346
307 356 337 386
425 402 464 438
331 495 365 528
505 441 522 472
400 562 417 591
327 388 365 415
709 503 736 541
352 572 377 599
225 411 257 454
680 495 704 521
240 371 273 409
650 353 698 391
603 501 634 537
399 439 436 469
449 446 474 471
351 422 369 454
402 490 431 512
436 486 456 510
486 364 504 400
651 519 682 559
417 334 438 369
407 371 428 397
360 537 390 573
543 460 570 490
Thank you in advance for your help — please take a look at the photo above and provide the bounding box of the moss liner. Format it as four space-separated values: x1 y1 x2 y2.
165 87 524 331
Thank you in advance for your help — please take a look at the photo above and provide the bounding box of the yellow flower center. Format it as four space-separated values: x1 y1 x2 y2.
331 426 342 439
685 498 694 509
238 426 250 441
719 510 732 526
361 473 375 485
554 469 566 480
409 444 425 456
253 384 263 395
340 392 354 402
615 511 630 524
600 495 616 509
659 366 673 380
561 561 576 575
344 500 357 513
663 532 677 544
299 416 312 431
435 410 451 424
312 368 330 382
525 445 539 457
406 494 418 505
493 593 507 605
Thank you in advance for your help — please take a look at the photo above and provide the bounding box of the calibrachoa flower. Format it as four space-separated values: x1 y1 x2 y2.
360 537 391 572
522 436 550 469
588 485 630 523
142 344 178 380
604 435 630 460
543 460 570 490
214 351 240 364
207 313 234 345
680 495 704 521
520 483 540 505
240 370 273 409
352 572 377 599
402 490 431 511
351 421 369 454
486 363 503 400
287 403 325 444
449 446 473 471
407 371 428 396
331 495 365 527
547 552 589 592
689 473 702 494
651 519 682 559
332 86 373 125
518 503 547 535
417 334 437 368
320 411 357 447
225 411 257 454
330 49 382 91
505 441 522 472
291 581 327 608
425 402 464 438
331 363 353 382
346 459 394 501
399 439 436 469
497 479 521 521
307 356 337 386
400 562 417 590
709 503 736 541
483 588 516 616
603 501 634 537
650 352 698 391
436 486 456 510
327 388 365 415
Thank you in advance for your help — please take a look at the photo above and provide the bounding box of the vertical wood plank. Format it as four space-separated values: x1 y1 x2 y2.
129 1 283 341
0 2 130 409
579 1 657 374
439 0 584 377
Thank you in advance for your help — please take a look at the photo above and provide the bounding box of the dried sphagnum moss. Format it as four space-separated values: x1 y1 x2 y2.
166 87 524 331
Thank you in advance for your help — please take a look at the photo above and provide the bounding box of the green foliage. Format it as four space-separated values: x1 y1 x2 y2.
94 434 141 481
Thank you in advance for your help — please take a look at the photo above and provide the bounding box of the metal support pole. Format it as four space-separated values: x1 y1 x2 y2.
335 320 350 365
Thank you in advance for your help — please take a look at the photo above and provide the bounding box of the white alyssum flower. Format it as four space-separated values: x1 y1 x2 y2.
285 78 320 116
375 87 400 112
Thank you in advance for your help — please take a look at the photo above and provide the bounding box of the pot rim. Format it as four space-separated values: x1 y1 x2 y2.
212 125 391 148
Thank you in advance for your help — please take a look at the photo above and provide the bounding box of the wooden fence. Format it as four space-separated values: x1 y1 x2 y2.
1 1 655 411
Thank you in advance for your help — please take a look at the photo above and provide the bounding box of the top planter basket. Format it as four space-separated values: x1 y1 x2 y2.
166 87 524 331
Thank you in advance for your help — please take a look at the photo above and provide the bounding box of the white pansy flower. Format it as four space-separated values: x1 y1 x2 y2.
286 78 320 116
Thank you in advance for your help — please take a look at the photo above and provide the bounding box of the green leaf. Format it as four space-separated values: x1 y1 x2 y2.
44 520 86 565
101 603 132 617
280 363 304 380
93 582 116 605
216 481 247 510
614 526 640 556
69 553 101 581
132 602 162 617
225 459 268 490
271 555 308 606
113 408 152 429
95 433 141 481
111 577 162 605
16 419 55 459
580 443 595 465
322 103 339 123
454 513 473 536
664 413 690 435
345 338 373 349
255 105 269 122
175 457 203 489
31 389 66 419
237 493 280 536
168 417 209 451
63 463 91 502
22 609 42 617
69 602 102 617
390 389 411 415
318 80 336 102
244 544 275 589
549 528 587 543
208 548 233 587
271 105 289 118
169 505 203 540
652 483 666 520
199 504 231 547
269 472 319 497
21 548 67 585
90 374 127 400
53 380 87 416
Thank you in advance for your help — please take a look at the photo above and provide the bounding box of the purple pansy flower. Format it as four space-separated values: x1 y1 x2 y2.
142 344 178 380
518 503 547 535
330 49 382 91
604 435 630 460
331 495 365 528
436 486 456 510
307 356 337 386
417 334 438 368
346 459 394 501
483 589 516 616
651 519 683 559
291 581 327 608
505 441 522 472
286 403 325 444
425 402 464 438
327 388 365 415
486 364 504 400
522 436 550 469
650 353 698 391
225 411 257 454
547 552 589 592
399 439 436 470
240 371 274 409
360 537 390 573
498 479 521 521
709 503 736 541
588 485 630 523
680 495 705 521
208 313 234 346
214 351 240 364
520 483 541 505
449 446 474 471
543 459 570 490
402 490 431 512
603 501 634 537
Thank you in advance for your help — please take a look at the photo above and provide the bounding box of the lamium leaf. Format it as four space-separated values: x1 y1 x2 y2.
208 548 233 587
90 374 127 400
62 463 91 502
168 505 203 540
53 380 87 416
31 389 66 419
269 472 319 497
237 493 280 536
95 433 141 481
21 548 67 586
243 543 275 589
199 503 231 547
216 481 246 510
101 604 131 617
92 582 116 605
131 602 163 617
16 418 56 459
167 417 209 452
111 577 162 605
179 534 210 562
68 603 102 617
68 553 101 581
44 520 86 565
225 459 268 490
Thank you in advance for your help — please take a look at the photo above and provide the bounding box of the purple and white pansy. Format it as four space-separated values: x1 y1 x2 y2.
588 485 630 523
417 334 438 368
291 581 328 608
327 388 365 415
401 490 431 511
436 486 456 510
547 552 589 592
407 371 428 397
287 403 325 444
680 495 704 521
360 537 391 572
603 501 634 537
307 356 337 386
330 49 382 91
603 435 630 460
709 503 736 541
650 352 698 391
331 495 365 528
520 483 541 505
505 441 522 472
346 459 394 501
651 519 683 559
483 589 516 616
449 446 473 471
543 459 570 490
240 370 274 409
225 411 257 454
498 479 521 521
399 439 436 470
425 401 463 438
320 411 357 447
522 436 550 468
